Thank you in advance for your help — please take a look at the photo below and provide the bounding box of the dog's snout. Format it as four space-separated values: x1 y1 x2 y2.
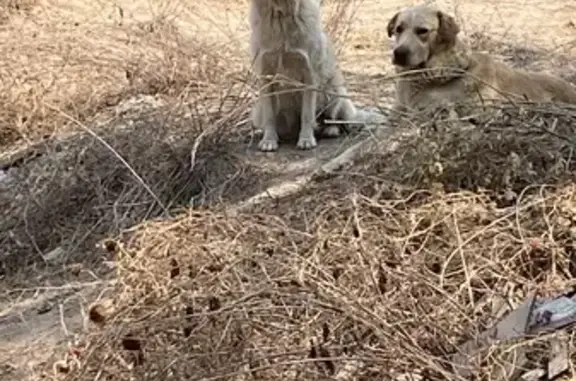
393 46 410 66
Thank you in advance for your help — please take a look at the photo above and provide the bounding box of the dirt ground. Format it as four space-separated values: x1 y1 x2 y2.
0 0 575 380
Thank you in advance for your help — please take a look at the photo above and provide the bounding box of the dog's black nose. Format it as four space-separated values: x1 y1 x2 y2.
392 46 409 66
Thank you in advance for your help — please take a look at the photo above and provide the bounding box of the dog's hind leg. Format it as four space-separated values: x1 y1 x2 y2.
322 69 358 137
324 96 357 137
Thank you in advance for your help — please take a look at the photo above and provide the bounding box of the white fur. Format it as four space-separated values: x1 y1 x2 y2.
249 0 363 151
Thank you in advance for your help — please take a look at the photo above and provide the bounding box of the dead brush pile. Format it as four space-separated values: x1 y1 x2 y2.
0 0 262 281
0 91 271 281
65 103 576 381
360 102 576 199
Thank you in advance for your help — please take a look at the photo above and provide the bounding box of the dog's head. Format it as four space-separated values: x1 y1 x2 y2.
386 5 460 70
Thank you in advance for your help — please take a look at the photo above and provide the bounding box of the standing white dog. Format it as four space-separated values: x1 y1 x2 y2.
249 0 359 151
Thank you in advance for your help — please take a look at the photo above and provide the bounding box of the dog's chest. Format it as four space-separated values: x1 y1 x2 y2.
253 10 321 53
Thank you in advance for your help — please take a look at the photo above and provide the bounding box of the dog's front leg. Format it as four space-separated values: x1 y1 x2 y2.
282 49 318 150
254 50 281 152
256 89 280 152
298 87 318 150
289 48 318 150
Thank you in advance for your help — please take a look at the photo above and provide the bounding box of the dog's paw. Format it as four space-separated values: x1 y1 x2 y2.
258 138 279 152
296 135 317 150
322 125 342 138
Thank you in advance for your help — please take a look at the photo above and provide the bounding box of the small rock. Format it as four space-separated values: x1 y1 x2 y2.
0 169 10 186
521 368 545 381
67 263 83 276
42 246 65 263
548 337 569 379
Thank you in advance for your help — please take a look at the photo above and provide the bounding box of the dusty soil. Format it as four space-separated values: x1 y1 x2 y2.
0 0 575 379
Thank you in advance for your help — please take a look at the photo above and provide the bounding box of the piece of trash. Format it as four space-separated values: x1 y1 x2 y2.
530 294 576 333
451 292 536 378
451 289 576 380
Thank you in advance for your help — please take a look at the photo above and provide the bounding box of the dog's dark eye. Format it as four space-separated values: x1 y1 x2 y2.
395 25 404 34
415 27 429 35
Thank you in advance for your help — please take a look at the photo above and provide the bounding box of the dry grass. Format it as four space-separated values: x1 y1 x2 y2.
68 104 576 380
2 0 576 380
0 0 247 148
0 0 361 148
2 1 178 146
0 0 251 284
364 102 576 197
0 0 358 280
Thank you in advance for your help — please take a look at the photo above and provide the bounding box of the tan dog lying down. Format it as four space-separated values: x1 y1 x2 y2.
249 0 359 152
386 4 576 117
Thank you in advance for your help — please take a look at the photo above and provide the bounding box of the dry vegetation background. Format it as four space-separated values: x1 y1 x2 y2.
1 0 576 380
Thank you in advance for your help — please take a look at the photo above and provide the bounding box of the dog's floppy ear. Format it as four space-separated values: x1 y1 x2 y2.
386 12 399 37
436 11 460 46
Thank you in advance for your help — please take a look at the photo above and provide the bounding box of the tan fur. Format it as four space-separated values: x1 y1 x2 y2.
249 0 357 151
386 5 576 118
